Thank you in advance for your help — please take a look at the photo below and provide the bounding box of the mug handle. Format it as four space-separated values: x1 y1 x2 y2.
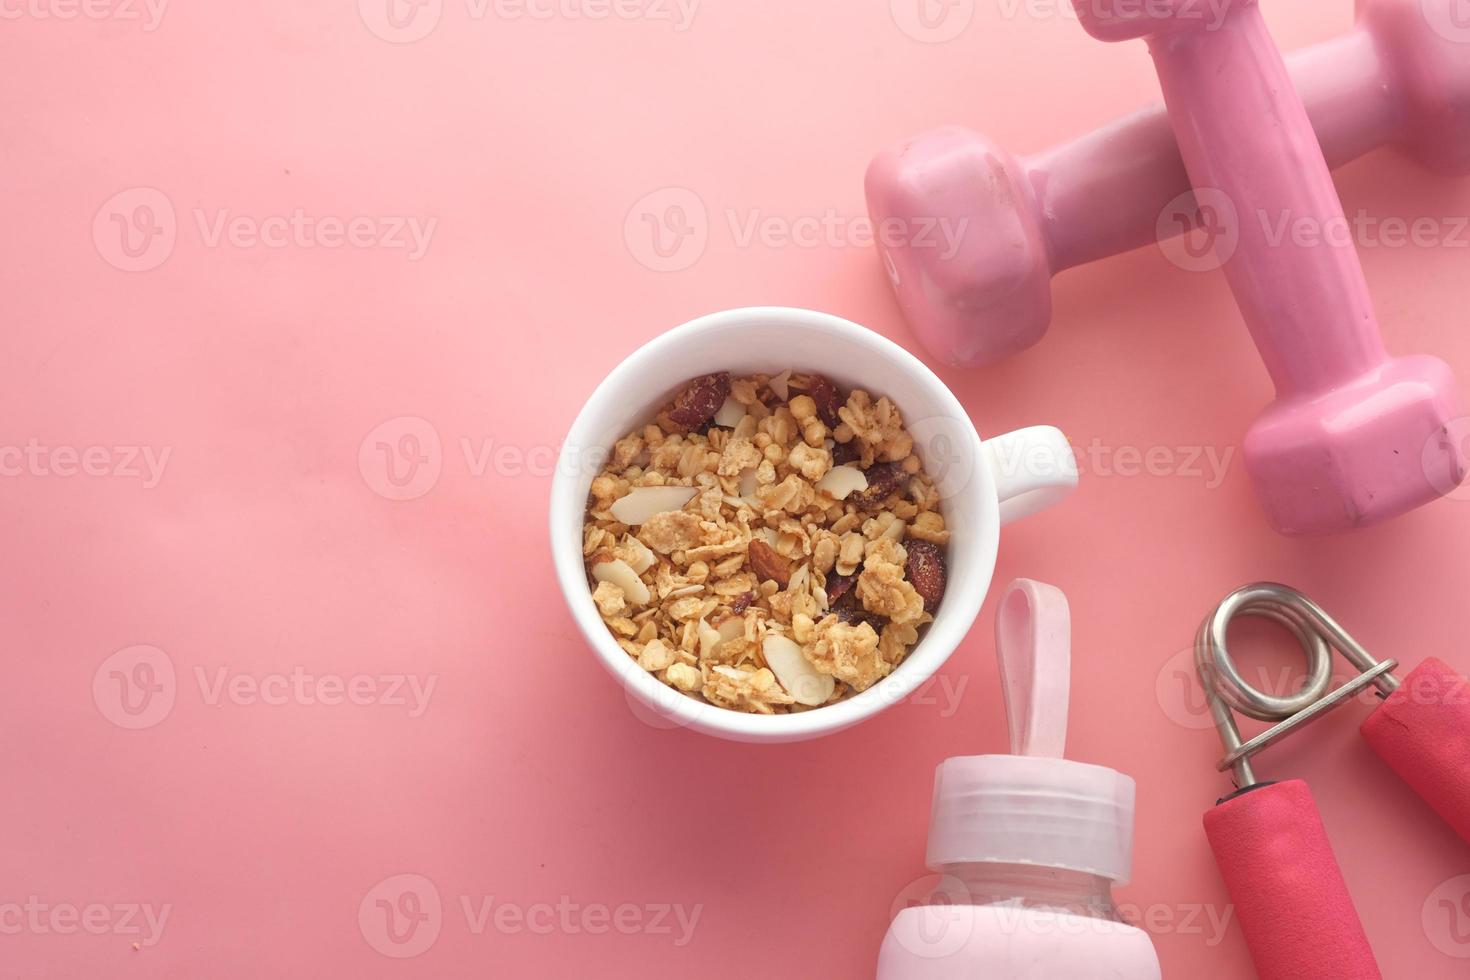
983 426 1078 526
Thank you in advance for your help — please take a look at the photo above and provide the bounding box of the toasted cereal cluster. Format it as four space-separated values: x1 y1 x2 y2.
582 370 951 715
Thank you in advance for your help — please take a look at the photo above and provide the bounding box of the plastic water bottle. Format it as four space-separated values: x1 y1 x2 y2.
878 580 1162 979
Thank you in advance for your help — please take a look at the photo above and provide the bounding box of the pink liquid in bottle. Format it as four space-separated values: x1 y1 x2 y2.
879 862 1161 979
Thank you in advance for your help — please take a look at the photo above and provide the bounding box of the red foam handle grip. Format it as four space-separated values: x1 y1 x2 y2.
1361 657 1470 843
1203 780 1381 980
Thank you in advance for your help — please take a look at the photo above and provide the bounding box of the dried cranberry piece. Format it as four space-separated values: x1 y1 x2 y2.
806 374 843 428
667 372 731 431
835 602 887 634
831 440 863 467
905 540 948 612
851 461 906 511
831 579 887 633
825 570 857 604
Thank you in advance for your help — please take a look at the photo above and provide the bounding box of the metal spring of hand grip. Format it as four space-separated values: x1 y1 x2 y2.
1195 583 1402 790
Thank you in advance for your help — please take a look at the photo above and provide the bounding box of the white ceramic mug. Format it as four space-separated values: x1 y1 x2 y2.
550 307 1078 743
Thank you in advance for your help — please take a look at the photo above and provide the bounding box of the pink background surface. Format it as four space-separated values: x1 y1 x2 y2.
4 1 1470 976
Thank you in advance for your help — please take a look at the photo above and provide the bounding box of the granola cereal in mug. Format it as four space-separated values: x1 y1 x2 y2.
550 307 1077 743
581 369 952 715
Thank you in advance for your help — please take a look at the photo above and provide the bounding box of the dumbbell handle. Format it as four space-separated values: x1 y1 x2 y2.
1037 27 1395 278
1139 2 1385 397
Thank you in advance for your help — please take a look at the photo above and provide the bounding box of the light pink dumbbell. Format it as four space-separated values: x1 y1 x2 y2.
1065 0 1464 537
867 0 1470 369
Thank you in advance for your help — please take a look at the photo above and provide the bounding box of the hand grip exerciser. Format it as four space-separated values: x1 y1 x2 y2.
1194 583 1470 979
866 0 1470 370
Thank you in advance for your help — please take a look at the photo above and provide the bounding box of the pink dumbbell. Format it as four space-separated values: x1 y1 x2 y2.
1067 0 1464 536
867 0 1470 369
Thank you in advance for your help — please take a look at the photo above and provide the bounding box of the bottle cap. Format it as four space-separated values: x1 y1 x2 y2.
925 580 1137 883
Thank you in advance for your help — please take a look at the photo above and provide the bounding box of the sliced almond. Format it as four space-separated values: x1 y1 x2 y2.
816 464 868 501
713 395 747 428
591 556 651 606
883 519 906 542
716 617 745 642
697 618 723 660
609 486 699 526
738 467 760 501
763 634 835 707
770 369 792 402
621 534 656 575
